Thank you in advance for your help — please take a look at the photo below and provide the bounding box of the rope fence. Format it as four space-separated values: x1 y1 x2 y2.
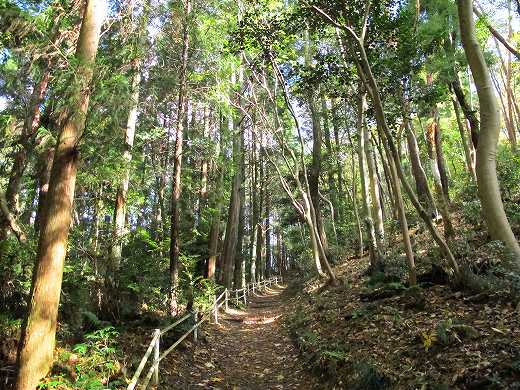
127 276 282 389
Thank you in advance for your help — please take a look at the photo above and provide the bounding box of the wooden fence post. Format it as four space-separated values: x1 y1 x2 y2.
193 310 198 343
214 294 219 324
225 289 229 312
153 328 160 386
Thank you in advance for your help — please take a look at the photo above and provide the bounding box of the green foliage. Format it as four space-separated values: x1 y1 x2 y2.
288 304 312 329
433 318 479 347
0 235 35 316
0 313 21 338
350 361 390 390
351 306 370 320
44 326 123 390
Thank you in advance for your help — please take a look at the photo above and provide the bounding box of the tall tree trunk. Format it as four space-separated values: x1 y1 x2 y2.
0 70 51 242
264 182 271 277
308 94 329 261
364 124 385 247
331 99 345 224
269 58 337 284
16 1 105 388
426 103 455 239
207 113 224 281
34 146 55 232
332 26 461 278
347 150 364 257
222 71 244 289
198 106 210 225
381 130 417 285
255 143 265 282
506 0 518 152
249 136 259 283
458 0 520 261
108 3 148 294
451 75 479 148
405 118 436 216
233 144 246 289
451 95 477 181
169 0 191 316
321 94 339 225
433 108 451 202
357 91 381 270
207 169 224 281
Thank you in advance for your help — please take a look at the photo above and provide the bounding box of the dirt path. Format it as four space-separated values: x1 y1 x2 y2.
158 284 322 389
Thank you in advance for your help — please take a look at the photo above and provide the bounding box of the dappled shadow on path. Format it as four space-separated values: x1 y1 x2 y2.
157 284 322 389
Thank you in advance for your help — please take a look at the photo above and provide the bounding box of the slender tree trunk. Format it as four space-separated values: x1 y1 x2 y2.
249 137 258 283
405 118 436 215
16 1 105 388
199 106 210 224
207 115 224 281
264 183 271 276
331 99 345 224
333 27 461 278
222 73 244 289
108 5 148 292
308 93 329 260
433 108 451 202
426 103 455 239
0 70 51 242
451 75 479 148
91 184 103 256
357 92 380 270
376 140 398 220
233 147 246 289
458 0 520 261
321 94 339 224
381 130 417 285
364 123 385 247
451 95 477 181
255 143 264 281
34 147 55 232
347 152 364 257
169 0 191 316
506 2 518 152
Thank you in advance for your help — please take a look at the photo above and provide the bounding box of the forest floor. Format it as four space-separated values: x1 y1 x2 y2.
123 284 324 390
285 251 520 389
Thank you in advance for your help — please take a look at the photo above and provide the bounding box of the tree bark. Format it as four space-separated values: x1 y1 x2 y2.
405 118 436 216
249 136 259 283
331 99 345 224
108 2 149 294
233 142 246 289
451 75 479 148
207 114 224 281
34 147 55 233
458 0 520 261
169 0 191 316
308 93 329 260
321 94 339 226
264 181 272 276
16 1 105 388
357 91 380 269
426 102 455 239
381 129 417 285
364 123 385 247
451 95 477 181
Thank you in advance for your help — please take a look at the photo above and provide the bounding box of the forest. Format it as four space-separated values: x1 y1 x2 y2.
1 0 520 388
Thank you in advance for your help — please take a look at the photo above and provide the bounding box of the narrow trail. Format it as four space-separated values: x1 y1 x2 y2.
158 284 322 389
